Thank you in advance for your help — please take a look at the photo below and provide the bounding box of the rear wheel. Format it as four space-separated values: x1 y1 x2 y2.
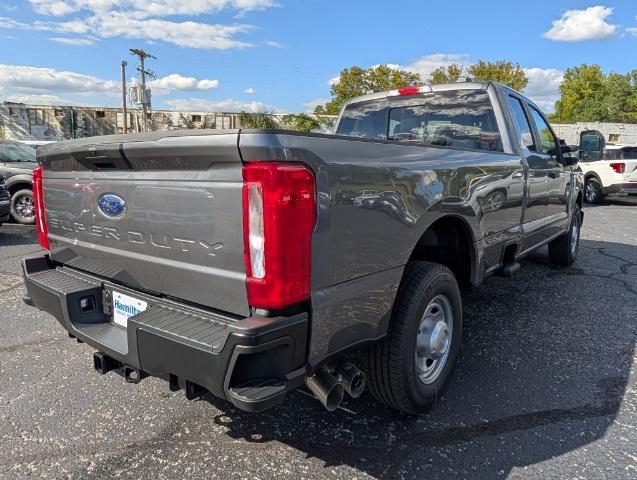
10 189 35 225
549 205 581 266
584 178 604 204
365 261 462 414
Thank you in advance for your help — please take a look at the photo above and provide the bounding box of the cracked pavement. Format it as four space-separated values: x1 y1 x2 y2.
1 196 636 479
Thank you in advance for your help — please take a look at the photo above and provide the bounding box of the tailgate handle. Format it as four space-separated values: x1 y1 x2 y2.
72 145 132 170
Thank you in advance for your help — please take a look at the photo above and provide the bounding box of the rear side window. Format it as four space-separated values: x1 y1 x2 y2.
337 90 503 152
604 147 637 160
335 99 388 140
388 91 502 152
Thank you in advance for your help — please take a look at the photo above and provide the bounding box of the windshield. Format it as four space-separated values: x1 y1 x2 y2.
0 142 36 162
336 90 503 152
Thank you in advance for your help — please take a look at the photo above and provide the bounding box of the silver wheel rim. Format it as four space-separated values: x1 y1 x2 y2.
481 191 504 213
415 294 453 385
15 195 34 221
570 214 579 255
585 182 598 202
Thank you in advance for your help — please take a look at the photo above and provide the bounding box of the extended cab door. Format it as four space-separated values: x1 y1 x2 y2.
505 94 551 238
527 106 570 234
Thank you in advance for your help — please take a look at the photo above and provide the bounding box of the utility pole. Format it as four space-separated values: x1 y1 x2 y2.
129 48 156 132
121 60 128 134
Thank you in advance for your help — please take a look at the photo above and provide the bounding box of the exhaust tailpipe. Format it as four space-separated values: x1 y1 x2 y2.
336 363 366 398
305 369 344 411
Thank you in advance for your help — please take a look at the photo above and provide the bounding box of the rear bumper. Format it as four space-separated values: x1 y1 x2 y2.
22 254 309 412
603 182 637 195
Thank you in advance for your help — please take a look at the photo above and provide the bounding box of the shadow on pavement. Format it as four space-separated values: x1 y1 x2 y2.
0 224 37 247
582 195 637 208
206 238 636 478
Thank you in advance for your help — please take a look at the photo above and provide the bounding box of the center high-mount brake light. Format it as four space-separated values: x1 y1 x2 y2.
32 166 50 250
610 162 625 174
242 162 316 311
394 85 433 97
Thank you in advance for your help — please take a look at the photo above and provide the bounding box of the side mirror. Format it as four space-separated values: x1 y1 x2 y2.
579 130 605 162
560 155 578 166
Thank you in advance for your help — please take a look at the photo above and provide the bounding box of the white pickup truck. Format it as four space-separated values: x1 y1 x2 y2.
578 130 637 203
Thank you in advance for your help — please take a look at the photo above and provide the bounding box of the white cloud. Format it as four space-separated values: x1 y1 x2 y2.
405 53 470 80
0 0 280 50
523 67 564 112
164 98 281 113
244 87 256 94
50 36 97 46
0 64 118 99
327 55 471 87
544 6 618 42
3 93 77 105
27 0 278 18
301 98 329 113
149 74 220 92
627 27 637 37
264 40 284 48
30 0 78 16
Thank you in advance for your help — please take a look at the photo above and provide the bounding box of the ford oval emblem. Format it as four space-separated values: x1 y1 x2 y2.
97 193 126 218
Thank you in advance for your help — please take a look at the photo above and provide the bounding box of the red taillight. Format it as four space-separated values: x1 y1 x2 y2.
610 162 625 174
242 162 316 311
398 86 422 96
32 166 50 250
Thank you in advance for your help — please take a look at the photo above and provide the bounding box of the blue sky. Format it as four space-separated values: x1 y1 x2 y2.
0 1 636 113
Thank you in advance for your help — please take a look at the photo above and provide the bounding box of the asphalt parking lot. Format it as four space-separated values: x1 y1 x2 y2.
1 197 636 480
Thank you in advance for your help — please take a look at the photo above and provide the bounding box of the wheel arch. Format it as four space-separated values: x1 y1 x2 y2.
6 178 33 196
584 171 602 185
407 215 477 288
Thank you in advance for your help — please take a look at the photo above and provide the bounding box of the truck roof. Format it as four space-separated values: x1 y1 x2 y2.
342 81 493 108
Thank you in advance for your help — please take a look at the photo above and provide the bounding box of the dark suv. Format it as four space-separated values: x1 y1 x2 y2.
0 140 37 224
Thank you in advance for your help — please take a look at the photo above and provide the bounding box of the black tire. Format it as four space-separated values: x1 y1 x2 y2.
364 261 462 414
584 178 604 204
10 189 35 225
548 205 581 266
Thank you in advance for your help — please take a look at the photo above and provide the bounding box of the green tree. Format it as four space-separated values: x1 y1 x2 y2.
281 113 323 132
549 64 637 123
238 112 278 129
467 60 528 91
314 65 421 115
429 64 464 84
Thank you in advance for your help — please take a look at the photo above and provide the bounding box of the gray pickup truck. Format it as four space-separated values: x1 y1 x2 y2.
23 82 583 414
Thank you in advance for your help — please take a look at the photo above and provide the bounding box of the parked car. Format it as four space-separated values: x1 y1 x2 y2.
0 174 10 226
577 130 637 203
0 140 38 224
353 189 379 207
23 81 583 414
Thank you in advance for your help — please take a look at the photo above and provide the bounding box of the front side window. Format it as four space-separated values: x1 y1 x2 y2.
507 95 536 152
529 107 558 157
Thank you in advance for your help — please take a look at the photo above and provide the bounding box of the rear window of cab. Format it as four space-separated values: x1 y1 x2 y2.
336 90 503 153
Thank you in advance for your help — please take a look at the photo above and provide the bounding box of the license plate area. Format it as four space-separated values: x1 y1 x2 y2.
111 290 148 328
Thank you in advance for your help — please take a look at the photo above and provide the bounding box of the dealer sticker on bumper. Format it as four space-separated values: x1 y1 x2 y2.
112 291 148 328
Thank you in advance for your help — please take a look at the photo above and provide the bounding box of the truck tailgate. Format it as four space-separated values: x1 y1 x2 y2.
39 131 249 317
